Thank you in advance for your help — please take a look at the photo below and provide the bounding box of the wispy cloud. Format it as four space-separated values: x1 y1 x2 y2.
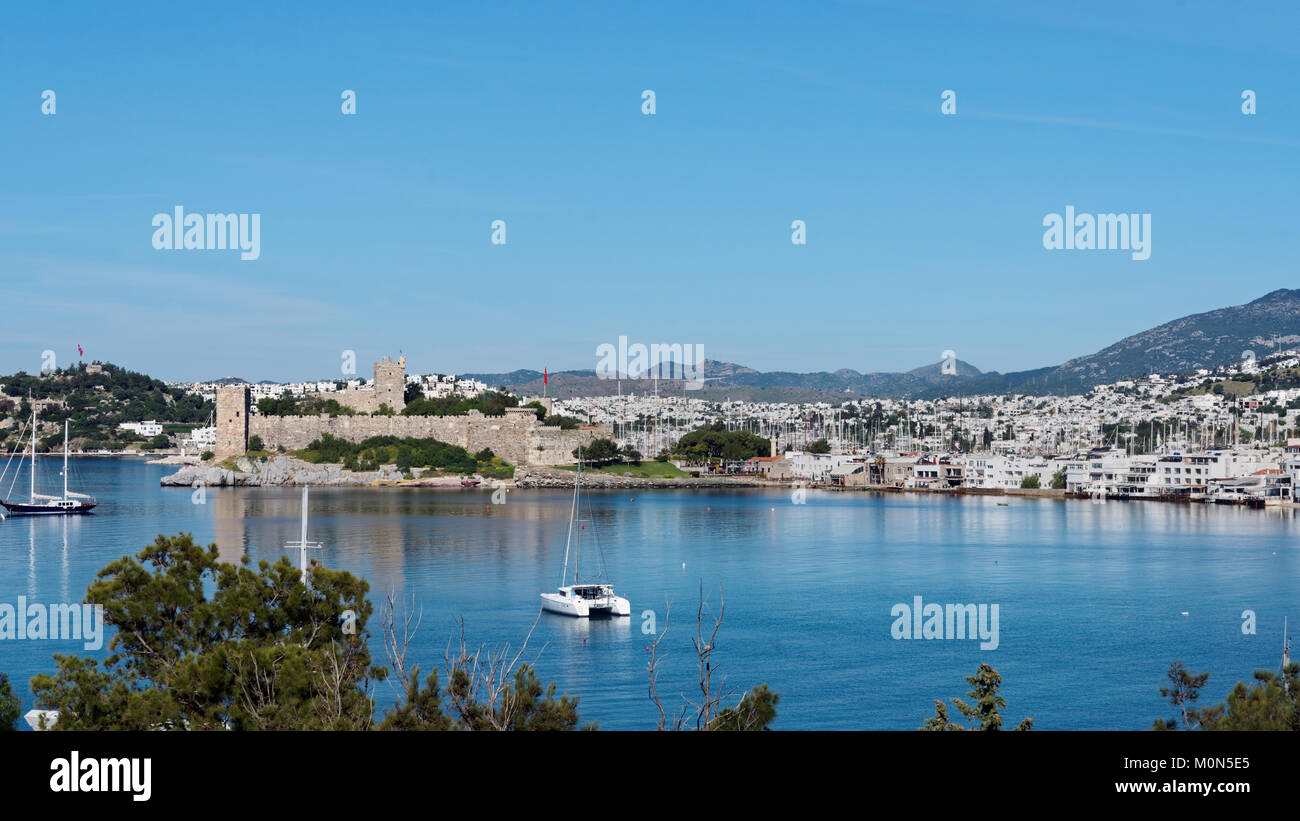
969 109 1300 148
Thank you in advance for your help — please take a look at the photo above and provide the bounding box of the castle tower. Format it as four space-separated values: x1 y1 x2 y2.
215 385 250 459
373 355 407 413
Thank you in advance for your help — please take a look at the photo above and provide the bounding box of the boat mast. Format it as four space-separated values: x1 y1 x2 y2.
29 403 36 503
574 444 582 585
63 420 69 500
299 486 309 582
559 444 578 588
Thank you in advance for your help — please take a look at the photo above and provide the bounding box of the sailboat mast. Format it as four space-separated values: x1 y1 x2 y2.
574 445 581 585
63 420 69 500
559 445 578 587
300 486 310 582
30 404 36 502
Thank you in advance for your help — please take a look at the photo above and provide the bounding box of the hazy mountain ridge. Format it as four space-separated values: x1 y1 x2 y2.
460 289 1300 400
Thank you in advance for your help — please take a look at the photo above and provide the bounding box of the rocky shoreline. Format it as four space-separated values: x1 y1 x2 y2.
159 457 776 489
159 454 473 487
511 466 771 489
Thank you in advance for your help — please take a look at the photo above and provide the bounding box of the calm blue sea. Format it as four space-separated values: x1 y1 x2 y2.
1 457 1297 730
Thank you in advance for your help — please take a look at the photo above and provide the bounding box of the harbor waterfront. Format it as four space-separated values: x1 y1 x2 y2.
2 458 1298 730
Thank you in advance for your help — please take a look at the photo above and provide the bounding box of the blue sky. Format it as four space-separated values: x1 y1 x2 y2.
1 1 1297 382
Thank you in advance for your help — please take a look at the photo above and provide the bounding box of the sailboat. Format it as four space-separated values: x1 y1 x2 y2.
1 406 97 515
539 445 630 617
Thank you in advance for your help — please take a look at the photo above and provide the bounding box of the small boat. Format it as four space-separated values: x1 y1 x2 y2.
540 445 630 618
1 407 97 516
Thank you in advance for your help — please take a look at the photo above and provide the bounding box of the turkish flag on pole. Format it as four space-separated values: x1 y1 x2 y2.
77 344 83 357
543 367 548 385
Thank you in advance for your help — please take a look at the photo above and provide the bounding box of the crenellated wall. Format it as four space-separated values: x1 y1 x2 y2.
237 395 606 466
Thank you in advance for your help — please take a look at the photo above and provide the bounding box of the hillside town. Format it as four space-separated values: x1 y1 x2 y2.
143 348 1300 504
542 349 1300 505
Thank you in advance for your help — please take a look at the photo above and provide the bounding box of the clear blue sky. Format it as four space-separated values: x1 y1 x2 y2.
2 1 1297 382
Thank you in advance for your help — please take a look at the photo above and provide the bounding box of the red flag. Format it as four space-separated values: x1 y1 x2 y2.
77 344 83 357
543 367 548 385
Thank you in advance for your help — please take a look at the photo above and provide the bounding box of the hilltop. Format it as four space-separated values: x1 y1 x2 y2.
462 290 1300 400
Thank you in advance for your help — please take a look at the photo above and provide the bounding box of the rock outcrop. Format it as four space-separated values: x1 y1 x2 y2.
512 466 768 489
160 454 407 487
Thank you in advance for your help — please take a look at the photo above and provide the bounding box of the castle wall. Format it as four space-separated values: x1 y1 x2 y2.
219 356 605 467
247 405 608 467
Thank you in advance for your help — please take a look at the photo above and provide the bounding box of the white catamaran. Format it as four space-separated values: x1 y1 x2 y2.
1 406 98 515
539 446 630 618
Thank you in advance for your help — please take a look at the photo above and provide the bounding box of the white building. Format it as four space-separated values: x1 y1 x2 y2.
118 420 163 437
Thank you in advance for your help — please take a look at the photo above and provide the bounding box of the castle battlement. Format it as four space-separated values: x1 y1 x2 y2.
211 354 609 467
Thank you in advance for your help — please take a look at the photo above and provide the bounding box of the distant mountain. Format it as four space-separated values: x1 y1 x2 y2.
1008 288 1300 392
463 289 1300 400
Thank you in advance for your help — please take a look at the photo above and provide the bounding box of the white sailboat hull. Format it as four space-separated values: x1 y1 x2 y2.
541 586 630 618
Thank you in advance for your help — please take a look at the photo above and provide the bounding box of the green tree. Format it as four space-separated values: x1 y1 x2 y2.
378 663 586 731
805 438 831 454
920 663 1033 731
1153 660 1212 730
1201 667 1298 731
619 444 642 465
671 422 769 461
31 533 378 730
150 433 170 449
1020 474 1041 489
247 434 264 452
1050 468 1067 490
0 673 20 730
709 684 779 731
522 401 547 421
574 438 620 467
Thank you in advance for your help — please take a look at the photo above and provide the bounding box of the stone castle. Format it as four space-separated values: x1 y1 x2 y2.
214 355 608 467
